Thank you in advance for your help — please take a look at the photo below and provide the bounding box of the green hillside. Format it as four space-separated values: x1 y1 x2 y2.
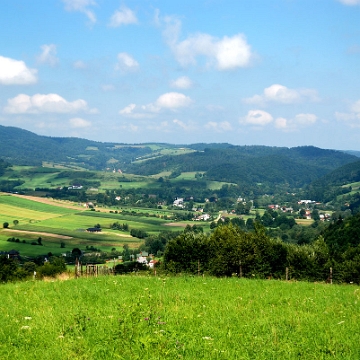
0 276 358 359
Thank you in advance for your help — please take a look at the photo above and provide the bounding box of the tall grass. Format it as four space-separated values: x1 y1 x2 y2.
0 276 359 359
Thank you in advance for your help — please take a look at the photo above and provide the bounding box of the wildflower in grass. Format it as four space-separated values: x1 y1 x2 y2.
202 336 213 340
157 321 166 325
144 317 150 321
21 326 30 330
24 317 32 320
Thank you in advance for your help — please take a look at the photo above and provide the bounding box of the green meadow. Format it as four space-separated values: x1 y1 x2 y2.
1 165 229 192
0 276 359 359
0 194 190 256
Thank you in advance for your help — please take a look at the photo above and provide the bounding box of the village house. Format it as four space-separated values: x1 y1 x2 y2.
173 198 184 208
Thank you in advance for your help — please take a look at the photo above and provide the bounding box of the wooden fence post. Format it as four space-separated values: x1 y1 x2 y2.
286 267 289 281
329 267 333 284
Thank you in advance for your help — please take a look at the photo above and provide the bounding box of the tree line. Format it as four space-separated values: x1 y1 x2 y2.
162 222 360 283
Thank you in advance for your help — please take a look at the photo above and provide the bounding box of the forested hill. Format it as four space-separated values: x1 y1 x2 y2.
0 125 153 168
310 160 360 187
0 125 358 187
125 146 358 187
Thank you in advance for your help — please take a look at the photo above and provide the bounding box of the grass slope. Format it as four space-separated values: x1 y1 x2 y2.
0 276 358 359
0 194 185 256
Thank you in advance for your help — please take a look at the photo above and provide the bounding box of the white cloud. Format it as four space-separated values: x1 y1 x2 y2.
0 56 37 85
337 0 360 5
170 76 193 89
205 121 232 132
240 110 273 126
37 44 59 66
155 92 192 109
119 92 192 119
109 6 138 27
73 60 87 69
119 103 136 115
115 52 139 72
173 119 193 131
244 84 319 105
69 117 91 128
4 93 91 114
351 99 360 113
119 103 154 119
163 16 253 70
335 99 360 126
275 113 317 131
62 0 97 23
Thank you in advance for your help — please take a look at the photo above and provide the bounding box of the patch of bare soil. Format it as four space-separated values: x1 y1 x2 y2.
102 231 131 238
4 229 73 239
163 222 188 227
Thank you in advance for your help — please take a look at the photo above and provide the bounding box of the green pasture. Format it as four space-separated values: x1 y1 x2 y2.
0 195 182 255
0 233 66 257
296 219 313 226
0 194 77 215
1 165 229 193
0 194 212 256
0 276 359 359
0 194 77 225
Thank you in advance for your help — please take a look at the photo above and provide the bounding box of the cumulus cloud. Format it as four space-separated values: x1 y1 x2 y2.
155 92 192 109
240 110 273 126
335 99 360 126
62 0 97 23
37 44 59 66
0 56 37 85
115 52 139 72
4 93 91 114
244 84 319 105
205 121 232 132
337 0 360 5
170 76 193 89
275 113 317 131
163 16 253 70
119 92 192 118
109 6 138 27
69 117 91 128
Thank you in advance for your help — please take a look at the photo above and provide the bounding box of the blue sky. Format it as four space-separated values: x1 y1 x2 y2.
0 0 360 150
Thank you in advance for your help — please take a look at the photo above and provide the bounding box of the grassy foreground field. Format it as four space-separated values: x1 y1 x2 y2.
0 276 359 359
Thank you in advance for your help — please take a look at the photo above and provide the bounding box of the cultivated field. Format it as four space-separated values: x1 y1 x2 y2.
0 194 193 256
0 276 358 359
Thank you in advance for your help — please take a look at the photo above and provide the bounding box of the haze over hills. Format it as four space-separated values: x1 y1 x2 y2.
0 124 359 189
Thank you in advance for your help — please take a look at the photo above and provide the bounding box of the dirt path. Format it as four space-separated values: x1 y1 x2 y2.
3 229 73 239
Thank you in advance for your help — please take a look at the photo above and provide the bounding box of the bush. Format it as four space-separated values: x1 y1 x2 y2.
114 261 147 275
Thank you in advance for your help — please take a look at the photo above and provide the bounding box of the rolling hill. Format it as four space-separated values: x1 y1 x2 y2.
0 125 358 188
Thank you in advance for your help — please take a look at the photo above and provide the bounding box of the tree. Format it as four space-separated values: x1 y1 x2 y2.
13 220 19 226
3 222 9 229
72 248 82 257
